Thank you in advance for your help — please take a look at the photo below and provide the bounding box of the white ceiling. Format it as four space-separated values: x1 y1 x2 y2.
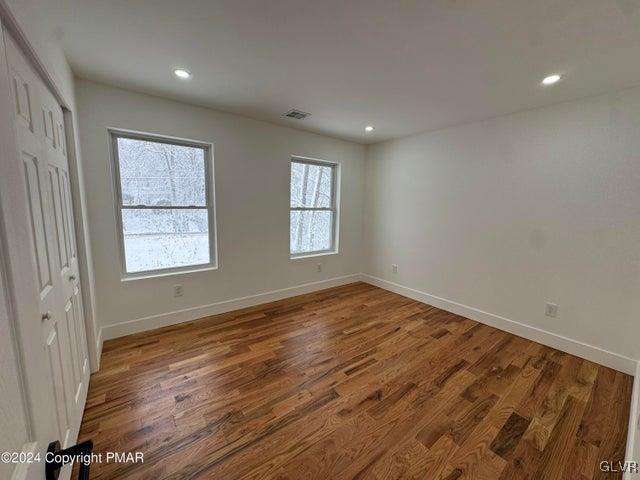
41 0 640 144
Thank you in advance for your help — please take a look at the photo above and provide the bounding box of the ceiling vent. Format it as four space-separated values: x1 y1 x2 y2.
283 109 311 120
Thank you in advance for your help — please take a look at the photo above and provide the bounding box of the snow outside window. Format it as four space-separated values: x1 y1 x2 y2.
290 158 337 256
111 132 215 275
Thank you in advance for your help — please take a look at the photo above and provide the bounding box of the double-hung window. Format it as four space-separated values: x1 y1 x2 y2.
110 130 216 276
290 157 338 257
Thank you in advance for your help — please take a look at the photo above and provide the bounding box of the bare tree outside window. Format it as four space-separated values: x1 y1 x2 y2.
290 158 337 256
112 132 215 275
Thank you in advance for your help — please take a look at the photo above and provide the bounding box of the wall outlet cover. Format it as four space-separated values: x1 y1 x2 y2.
545 302 558 318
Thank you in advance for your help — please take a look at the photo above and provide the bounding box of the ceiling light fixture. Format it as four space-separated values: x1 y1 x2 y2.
365 125 375 132
174 68 192 79
541 74 562 86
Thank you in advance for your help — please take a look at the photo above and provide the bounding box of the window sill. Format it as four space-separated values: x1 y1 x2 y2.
121 265 218 282
290 251 339 260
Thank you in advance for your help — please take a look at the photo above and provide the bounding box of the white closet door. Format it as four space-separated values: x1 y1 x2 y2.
39 76 90 437
3 30 89 480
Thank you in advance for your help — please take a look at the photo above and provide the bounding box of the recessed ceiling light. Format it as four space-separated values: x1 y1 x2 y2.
365 125 375 132
174 68 192 79
541 74 562 86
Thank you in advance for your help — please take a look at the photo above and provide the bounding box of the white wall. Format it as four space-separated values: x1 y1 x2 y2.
75 79 366 337
364 86 640 365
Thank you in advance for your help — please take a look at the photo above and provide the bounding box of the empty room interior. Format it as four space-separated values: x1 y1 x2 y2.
2 1 640 479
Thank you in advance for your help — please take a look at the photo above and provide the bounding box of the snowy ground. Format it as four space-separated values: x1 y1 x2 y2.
124 233 209 273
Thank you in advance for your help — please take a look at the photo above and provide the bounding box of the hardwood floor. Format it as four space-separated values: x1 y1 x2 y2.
78 282 632 479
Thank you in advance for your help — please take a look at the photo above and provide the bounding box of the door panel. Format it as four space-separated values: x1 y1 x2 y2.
22 152 53 292
73 284 90 378
64 298 80 395
48 165 69 270
46 324 70 447
61 170 77 264
10 68 33 132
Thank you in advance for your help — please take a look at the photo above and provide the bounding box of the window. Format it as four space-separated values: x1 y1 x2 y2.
290 157 338 256
110 130 216 276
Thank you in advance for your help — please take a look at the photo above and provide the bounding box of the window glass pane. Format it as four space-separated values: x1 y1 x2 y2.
117 137 206 206
290 161 333 208
122 208 209 273
290 210 332 254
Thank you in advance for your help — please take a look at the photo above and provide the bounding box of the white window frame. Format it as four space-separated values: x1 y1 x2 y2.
290 156 339 258
109 129 217 279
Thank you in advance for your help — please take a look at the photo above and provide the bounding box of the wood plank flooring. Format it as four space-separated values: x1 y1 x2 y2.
78 282 632 479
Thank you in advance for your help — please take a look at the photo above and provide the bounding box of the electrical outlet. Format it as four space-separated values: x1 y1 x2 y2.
316 264 322 273
392 264 398 274
545 302 558 318
174 285 183 297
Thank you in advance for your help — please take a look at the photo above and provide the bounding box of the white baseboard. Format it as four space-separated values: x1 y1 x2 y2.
100 271 636 375
624 362 640 478
100 273 363 341
362 274 636 375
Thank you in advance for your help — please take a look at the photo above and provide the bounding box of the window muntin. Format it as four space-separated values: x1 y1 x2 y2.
111 131 215 276
290 158 337 256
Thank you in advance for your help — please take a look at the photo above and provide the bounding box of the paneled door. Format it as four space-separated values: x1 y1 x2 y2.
3 30 89 478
